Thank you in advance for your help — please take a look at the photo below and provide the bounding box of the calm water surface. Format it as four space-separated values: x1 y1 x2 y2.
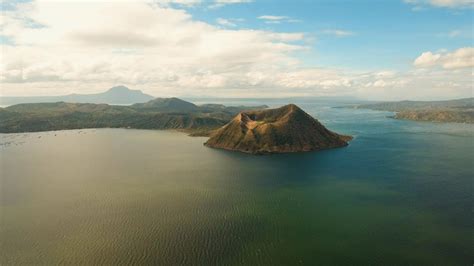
1 101 473 265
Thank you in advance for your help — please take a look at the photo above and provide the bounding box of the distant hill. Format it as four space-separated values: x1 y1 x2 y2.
205 104 351 154
0 98 268 134
0 86 154 106
354 98 474 123
357 98 473 112
132 97 199 112
394 109 474 123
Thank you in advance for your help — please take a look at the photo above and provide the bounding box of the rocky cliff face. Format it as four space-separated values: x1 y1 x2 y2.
204 104 352 154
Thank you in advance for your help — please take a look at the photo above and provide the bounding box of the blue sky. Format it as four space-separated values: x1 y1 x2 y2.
1 0 472 99
189 0 473 71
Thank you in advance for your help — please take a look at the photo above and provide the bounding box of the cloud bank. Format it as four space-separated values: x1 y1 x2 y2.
414 47 474 69
0 0 471 100
405 0 474 8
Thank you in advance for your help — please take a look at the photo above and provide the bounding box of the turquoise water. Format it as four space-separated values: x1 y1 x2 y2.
1 101 473 265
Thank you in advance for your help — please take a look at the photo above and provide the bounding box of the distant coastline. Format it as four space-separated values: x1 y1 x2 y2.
341 98 474 124
0 86 353 154
0 99 267 135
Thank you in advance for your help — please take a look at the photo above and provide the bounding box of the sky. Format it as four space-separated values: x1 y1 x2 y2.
0 0 472 100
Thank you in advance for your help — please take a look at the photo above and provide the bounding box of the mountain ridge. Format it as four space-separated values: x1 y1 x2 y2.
131 97 199 112
0 86 154 106
0 98 268 134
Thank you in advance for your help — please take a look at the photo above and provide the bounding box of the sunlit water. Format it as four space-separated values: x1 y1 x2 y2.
1 100 473 265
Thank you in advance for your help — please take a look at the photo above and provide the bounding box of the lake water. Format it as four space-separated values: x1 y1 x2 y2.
1 101 473 265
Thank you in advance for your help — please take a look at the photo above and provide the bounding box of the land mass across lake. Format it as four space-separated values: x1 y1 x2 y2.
344 97 474 124
0 88 352 154
0 97 267 136
0 86 155 106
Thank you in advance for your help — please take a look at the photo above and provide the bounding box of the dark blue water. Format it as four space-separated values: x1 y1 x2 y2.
1 100 473 265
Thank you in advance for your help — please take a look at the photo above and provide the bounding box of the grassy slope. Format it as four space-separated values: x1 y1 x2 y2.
0 100 268 133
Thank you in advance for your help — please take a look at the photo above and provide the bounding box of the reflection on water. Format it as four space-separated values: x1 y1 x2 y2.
1 103 473 265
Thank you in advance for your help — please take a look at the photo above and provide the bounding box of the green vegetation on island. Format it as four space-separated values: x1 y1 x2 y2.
354 98 474 123
0 98 268 134
0 94 352 154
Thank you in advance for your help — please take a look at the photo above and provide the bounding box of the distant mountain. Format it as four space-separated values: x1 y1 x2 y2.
354 97 474 123
0 98 268 134
0 86 154 106
205 104 351 154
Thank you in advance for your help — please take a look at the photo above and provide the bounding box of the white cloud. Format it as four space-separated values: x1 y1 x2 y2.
0 0 471 100
209 0 252 9
429 0 474 7
0 0 305 94
404 0 474 8
414 47 474 69
448 30 462 37
359 68 472 100
414 52 442 67
321 29 356 37
214 0 252 3
216 18 237 27
257 15 300 24
154 0 203 6
258 15 288 21
437 29 470 38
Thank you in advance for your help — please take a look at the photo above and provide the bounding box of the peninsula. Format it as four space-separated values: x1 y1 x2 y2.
353 98 473 124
